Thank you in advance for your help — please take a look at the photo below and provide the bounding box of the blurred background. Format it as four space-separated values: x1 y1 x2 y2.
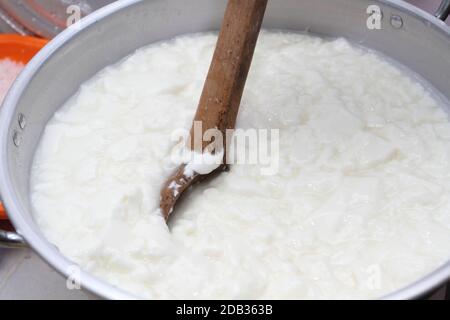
0 0 114 37
0 0 448 39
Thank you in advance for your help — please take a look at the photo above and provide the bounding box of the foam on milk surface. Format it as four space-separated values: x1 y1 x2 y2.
31 32 450 299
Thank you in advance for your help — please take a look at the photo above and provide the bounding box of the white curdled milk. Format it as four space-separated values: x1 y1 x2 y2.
31 32 450 299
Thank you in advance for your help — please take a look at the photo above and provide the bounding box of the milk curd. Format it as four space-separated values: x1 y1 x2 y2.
31 32 450 299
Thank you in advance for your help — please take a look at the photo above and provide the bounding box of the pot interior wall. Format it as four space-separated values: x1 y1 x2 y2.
4 0 450 298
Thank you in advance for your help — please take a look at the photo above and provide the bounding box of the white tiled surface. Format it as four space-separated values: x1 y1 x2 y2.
0 248 95 300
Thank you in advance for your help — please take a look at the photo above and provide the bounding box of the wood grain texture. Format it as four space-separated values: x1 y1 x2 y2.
189 0 268 154
161 0 268 220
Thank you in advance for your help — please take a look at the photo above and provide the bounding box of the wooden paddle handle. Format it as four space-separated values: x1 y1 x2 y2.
189 0 268 152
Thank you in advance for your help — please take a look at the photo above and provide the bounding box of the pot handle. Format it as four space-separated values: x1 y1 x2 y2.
0 229 26 248
435 0 450 21
0 201 26 248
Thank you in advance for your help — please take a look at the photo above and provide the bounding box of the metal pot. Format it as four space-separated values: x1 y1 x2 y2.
1 0 449 299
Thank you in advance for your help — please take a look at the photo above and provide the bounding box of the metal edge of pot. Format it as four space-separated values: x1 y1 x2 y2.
0 0 144 300
0 0 449 300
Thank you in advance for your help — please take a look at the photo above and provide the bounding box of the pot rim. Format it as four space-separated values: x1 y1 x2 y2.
0 0 449 300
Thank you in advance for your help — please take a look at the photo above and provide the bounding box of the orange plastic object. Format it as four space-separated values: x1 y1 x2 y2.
0 34 48 63
0 34 48 220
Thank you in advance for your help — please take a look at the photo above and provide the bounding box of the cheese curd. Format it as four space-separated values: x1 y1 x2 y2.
31 32 450 299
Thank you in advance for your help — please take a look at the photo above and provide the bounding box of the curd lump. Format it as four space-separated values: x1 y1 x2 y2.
31 32 450 299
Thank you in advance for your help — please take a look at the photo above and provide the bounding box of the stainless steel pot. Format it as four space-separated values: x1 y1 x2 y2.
1 0 449 299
